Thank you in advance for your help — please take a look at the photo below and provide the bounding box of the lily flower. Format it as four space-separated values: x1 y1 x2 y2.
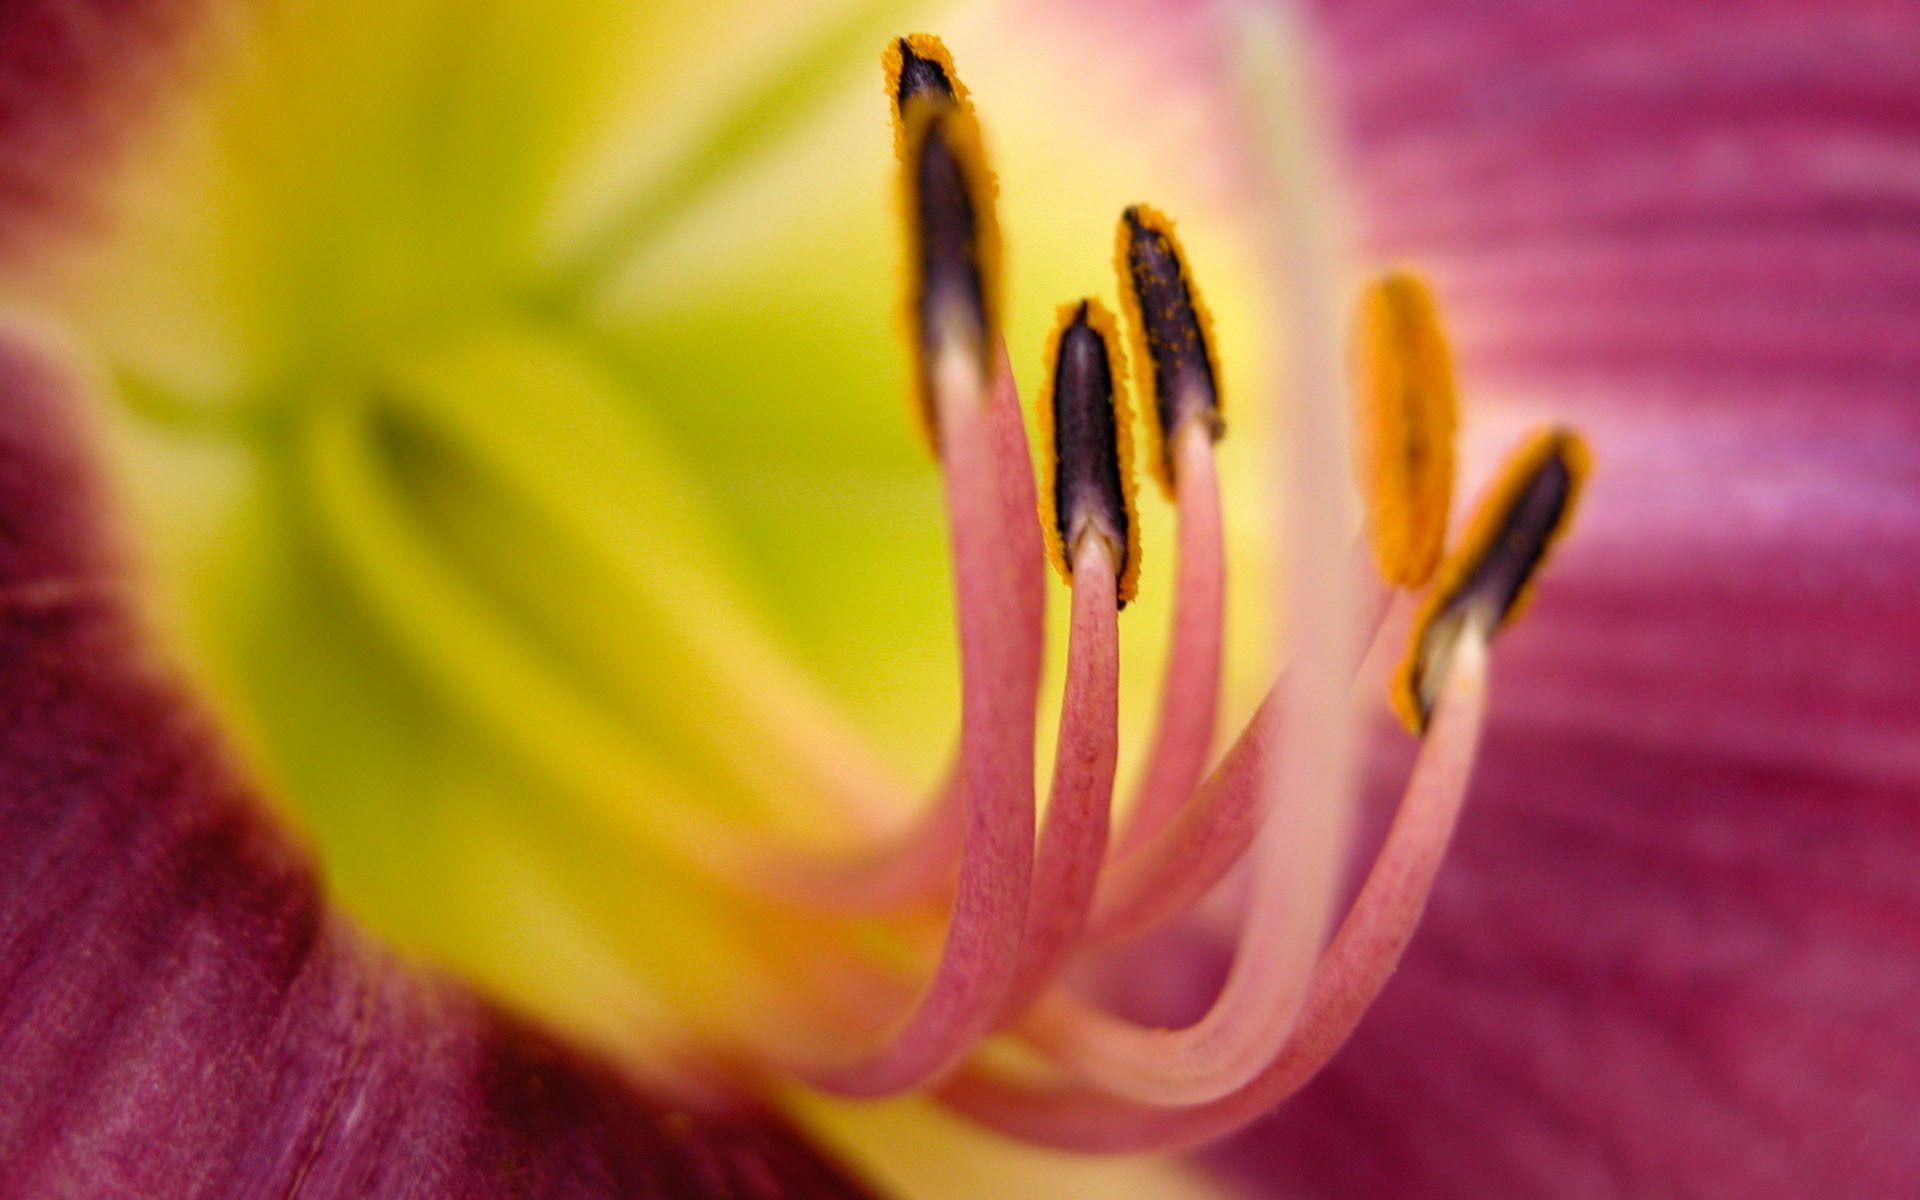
1 2 1915 1199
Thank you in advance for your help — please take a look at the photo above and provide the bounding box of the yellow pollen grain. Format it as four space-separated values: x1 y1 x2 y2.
1113 203 1224 499
1036 299 1141 604
1353 270 1458 590
894 87 1001 454
1390 427 1592 733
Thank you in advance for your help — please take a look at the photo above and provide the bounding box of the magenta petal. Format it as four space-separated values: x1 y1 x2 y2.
0 343 883 1198
0 0 206 247
1208 2 1920 1196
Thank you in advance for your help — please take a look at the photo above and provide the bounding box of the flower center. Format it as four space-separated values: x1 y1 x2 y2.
659 30 1591 1150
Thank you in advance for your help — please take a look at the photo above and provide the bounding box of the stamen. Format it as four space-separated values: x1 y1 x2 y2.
801 342 1038 1100
757 334 1047 913
975 6 1369 1123
894 37 1000 450
1393 426 1590 732
1353 270 1457 589
937 634 1492 1151
1002 301 1135 1018
732 44 1041 915
798 43 1038 1097
743 340 1051 920
1111 206 1226 852
1036 299 1140 607
1115 204 1224 495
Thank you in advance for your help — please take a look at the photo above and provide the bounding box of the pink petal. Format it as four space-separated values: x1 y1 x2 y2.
1207 2 1920 1194
0 0 212 251
0 340 884 1198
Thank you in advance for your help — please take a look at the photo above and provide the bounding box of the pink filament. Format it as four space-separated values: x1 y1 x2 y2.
1085 592 1412 945
1115 424 1224 854
1086 688 1275 944
942 636 1489 1147
697 346 1046 915
728 768 965 911
800 353 1044 1096
999 535 1120 1022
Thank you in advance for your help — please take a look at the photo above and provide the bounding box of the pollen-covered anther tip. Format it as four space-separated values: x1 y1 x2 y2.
1038 299 1140 608
889 37 999 449
1114 204 1223 497
1353 269 1458 590
1392 426 1591 732
886 34 961 116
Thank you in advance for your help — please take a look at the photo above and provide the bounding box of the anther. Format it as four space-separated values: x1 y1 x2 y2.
1107 203 1227 854
1393 427 1590 731
886 34 959 112
1039 299 1139 607
1353 270 1457 589
901 104 999 446
1115 204 1223 494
